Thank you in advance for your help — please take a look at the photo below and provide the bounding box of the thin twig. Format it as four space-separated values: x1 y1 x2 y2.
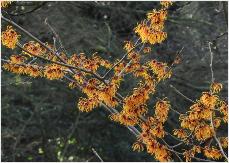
44 18 69 56
208 42 215 83
92 148 104 162
170 107 184 115
210 113 228 161
166 148 211 162
102 39 141 78
169 84 195 103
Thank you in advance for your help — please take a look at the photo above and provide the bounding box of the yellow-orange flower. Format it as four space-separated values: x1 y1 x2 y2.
9 55 27 64
154 144 171 162
147 9 167 31
219 101 228 123
78 97 99 112
189 102 212 120
25 65 42 77
183 150 195 162
1 1 12 8
210 82 223 94
160 1 173 9
2 63 25 74
143 47 151 53
219 137 228 148
192 145 201 153
155 99 170 123
180 115 199 131
124 41 134 52
203 147 222 160
23 41 46 57
150 123 165 138
194 124 214 141
44 64 65 80
1 26 20 49
213 117 221 128
134 21 167 45
173 129 188 139
132 141 144 152
148 59 172 81
200 92 218 109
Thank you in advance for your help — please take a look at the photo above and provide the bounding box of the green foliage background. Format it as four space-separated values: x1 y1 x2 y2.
1 1 228 162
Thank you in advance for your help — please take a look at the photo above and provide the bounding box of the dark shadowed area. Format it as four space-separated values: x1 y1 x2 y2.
1 1 228 162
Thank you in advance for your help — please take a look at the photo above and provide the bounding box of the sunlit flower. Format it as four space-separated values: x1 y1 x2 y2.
155 99 170 123
219 137 228 148
124 41 134 52
173 129 188 139
44 64 65 80
210 82 223 94
78 97 99 112
147 9 167 31
194 124 214 141
1 1 12 8
203 147 222 160
132 141 144 152
160 0 173 9
23 41 46 57
148 59 172 81
200 92 218 109
1 26 20 49
143 47 151 53
25 65 42 77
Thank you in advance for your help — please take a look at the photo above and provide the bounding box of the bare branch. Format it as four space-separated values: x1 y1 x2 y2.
169 84 195 103
208 42 215 83
92 148 104 162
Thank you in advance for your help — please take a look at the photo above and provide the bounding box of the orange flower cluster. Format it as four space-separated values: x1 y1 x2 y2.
1 1 11 8
147 59 172 81
1 26 20 49
176 85 227 142
173 129 188 139
3 55 42 78
160 1 173 9
199 92 219 109
134 2 171 45
155 99 170 123
78 77 120 112
111 83 154 126
9 55 27 64
44 64 65 80
203 147 222 160
172 81 227 161
78 97 99 112
130 99 171 161
143 47 151 54
219 101 228 123
210 82 223 94
219 137 228 148
136 117 171 161
147 9 168 31
183 146 201 162
23 41 46 57
194 124 214 141
132 141 144 152
68 53 112 73
124 41 134 53
135 21 167 45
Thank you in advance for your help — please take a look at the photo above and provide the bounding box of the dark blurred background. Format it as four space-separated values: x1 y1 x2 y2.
1 1 228 162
